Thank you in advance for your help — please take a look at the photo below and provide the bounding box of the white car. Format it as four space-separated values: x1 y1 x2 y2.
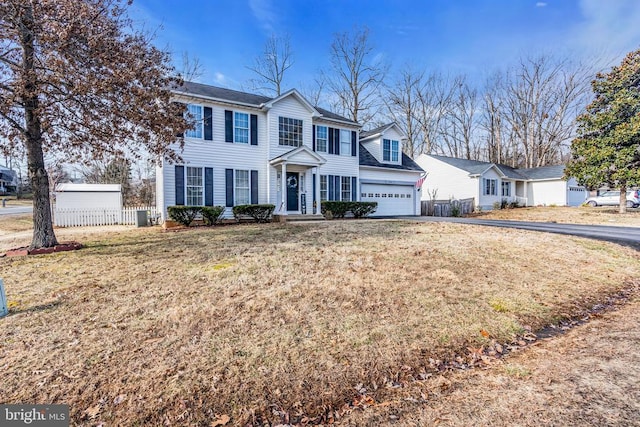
585 190 640 208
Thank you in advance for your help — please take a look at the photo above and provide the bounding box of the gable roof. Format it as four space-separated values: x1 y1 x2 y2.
173 81 357 125
427 154 565 181
359 144 424 172
360 122 405 140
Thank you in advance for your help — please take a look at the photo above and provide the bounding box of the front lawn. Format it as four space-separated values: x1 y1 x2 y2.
472 206 640 226
0 221 637 425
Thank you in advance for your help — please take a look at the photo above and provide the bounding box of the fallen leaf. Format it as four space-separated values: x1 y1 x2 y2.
480 329 490 338
84 405 101 419
211 414 230 426
113 394 126 405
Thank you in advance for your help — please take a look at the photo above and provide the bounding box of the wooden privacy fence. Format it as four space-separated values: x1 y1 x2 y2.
54 206 159 227
421 198 475 217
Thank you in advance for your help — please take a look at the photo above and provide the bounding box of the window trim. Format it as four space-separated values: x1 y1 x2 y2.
483 178 497 196
186 166 204 206
316 125 328 152
320 175 328 201
235 169 250 205
279 116 304 147
383 139 400 162
501 181 510 197
185 104 203 139
341 176 351 201
234 112 249 144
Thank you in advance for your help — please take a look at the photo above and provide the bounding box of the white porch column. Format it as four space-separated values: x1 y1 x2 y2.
523 181 528 206
315 167 321 214
280 162 287 214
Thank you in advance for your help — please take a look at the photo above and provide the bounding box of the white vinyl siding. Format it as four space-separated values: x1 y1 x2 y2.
186 167 203 205
316 125 328 152
235 170 250 205
185 104 203 139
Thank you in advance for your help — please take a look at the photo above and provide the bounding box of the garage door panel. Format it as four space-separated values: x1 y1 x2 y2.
361 183 415 216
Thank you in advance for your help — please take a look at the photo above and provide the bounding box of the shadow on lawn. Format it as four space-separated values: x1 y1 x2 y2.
8 300 64 316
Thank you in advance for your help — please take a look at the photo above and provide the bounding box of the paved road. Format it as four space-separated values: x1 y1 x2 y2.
0 206 33 216
398 216 640 248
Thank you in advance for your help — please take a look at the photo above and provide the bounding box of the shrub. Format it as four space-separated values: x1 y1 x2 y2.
508 200 520 209
167 205 201 226
451 203 461 217
500 198 509 209
350 202 378 218
320 201 351 218
492 201 501 210
232 204 275 223
201 206 225 225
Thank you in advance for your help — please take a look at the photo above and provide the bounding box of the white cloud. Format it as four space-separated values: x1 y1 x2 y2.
536 2 547 7
248 0 277 32
569 0 640 60
214 72 226 85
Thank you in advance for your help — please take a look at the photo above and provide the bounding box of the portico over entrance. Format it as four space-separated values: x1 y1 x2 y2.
269 146 326 215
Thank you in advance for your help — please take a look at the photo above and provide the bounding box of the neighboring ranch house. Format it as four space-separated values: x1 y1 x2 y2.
414 154 587 209
156 82 424 219
0 165 18 194
54 183 123 209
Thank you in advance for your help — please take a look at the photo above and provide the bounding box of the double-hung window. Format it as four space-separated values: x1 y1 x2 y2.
235 170 250 205
341 176 351 201
483 178 497 196
279 117 303 147
320 175 328 201
234 112 249 143
383 139 399 162
186 167 203 205
185 104 203 139
316 126 328 152
340 129 351 156
501 181 510 197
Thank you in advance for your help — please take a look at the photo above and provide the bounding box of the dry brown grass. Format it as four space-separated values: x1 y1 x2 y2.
471 206 640 227
0 213 33 235
344 295 640 426
0 220 638 425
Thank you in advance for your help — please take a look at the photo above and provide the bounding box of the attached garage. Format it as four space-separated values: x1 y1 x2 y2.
361 183 416 216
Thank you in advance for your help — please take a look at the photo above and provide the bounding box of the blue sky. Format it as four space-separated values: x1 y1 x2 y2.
131 0 640 91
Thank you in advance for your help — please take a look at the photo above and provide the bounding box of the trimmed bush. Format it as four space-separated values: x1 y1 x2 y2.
201 206 225 225
232 204 275 223
321 201 378 219
350 202 378 218
167 205 201 226
321 201 351 218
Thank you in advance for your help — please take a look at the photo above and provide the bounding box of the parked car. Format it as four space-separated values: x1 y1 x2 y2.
585 190 640 208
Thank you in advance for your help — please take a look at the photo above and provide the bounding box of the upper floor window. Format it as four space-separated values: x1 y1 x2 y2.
316 126 328 152
279 117 303 147
383 139 399 162
340 129 351 156
234 112 249 143
186 167 203 205
185 104 203 139
483 178 497 196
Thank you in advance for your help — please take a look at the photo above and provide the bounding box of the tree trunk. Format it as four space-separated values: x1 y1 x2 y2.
619 184 627 214
21 3 58 249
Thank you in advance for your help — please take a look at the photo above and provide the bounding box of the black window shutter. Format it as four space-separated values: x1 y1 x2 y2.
174 102 185 138
351 176 357 201
225 110 233 143
204 167 213 206
328 174 334 201
225 169 234 207
328 127 334 154
251 170 258 204
335 129 340 155
174 165 185 205
312 125 316 151
335 175 341 200
250 114 258 145
312 173 316 205
351 130 357 156
204 107 213 141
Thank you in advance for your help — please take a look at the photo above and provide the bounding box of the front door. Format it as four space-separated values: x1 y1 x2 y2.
286 172 299 211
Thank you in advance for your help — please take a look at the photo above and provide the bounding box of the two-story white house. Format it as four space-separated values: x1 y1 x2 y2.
156 82 424 220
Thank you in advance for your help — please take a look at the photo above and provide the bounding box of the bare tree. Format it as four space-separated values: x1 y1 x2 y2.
178 51 204 82
414 72 458 155
385 67 423 157
440 77 479 159
247 34 293 96
0 0 188 248
326 27 387 125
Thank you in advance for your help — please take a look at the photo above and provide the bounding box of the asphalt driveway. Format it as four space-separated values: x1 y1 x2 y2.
398 216 640 248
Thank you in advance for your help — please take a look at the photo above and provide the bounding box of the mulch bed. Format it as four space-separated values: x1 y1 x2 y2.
1 241 83 257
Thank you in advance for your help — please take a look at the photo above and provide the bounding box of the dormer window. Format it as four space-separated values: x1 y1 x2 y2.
383 139 399 162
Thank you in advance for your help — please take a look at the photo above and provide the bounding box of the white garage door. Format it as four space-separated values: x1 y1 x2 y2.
567 186 587 206
361 183 416 216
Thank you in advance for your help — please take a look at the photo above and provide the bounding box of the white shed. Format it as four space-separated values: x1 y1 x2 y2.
55 183 122 209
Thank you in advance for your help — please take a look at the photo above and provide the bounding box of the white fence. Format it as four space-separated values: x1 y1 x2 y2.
54 206 159 227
